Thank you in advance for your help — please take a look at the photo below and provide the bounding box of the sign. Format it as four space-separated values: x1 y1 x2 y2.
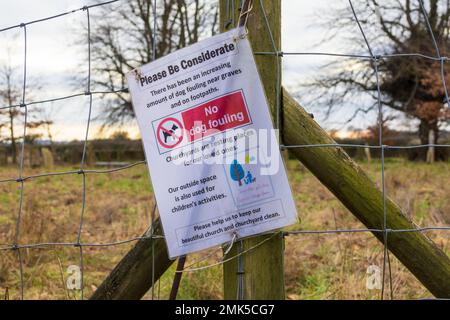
127 28 298 258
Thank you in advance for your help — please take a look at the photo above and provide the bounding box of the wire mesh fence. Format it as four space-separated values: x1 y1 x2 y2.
0 0 449 300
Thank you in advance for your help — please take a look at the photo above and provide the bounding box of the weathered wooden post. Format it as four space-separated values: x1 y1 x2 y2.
41 147 54 169
364 142 372 163
220 0 286 300
427 129 435 163
283 90 450 298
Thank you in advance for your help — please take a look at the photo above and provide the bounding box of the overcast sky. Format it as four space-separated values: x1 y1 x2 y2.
0 0 385 141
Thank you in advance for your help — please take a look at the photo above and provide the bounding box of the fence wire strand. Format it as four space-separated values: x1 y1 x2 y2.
0 0 448 301
348 0 393 299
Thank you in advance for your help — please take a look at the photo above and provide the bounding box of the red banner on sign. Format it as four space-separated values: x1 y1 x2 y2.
181 91 251 142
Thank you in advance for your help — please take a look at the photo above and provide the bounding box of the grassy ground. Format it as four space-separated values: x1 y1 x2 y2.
0 158 449 300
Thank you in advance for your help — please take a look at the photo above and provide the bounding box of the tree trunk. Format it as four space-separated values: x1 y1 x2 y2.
419 119 438 145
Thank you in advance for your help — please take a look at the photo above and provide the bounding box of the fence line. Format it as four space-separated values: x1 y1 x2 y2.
0 0 449 300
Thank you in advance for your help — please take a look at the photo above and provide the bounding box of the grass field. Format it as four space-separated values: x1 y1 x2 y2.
0 158 449 300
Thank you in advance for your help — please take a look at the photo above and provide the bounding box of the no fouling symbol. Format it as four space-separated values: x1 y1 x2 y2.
156 117 184 149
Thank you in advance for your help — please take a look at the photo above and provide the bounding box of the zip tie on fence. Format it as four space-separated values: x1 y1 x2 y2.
223 232 238 256
236 0 253 39
2 226 449 252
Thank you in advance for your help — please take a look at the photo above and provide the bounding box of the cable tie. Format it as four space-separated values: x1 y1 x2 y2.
223 232 238 256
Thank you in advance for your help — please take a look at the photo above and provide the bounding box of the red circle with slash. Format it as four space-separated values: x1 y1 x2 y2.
156 117 184 149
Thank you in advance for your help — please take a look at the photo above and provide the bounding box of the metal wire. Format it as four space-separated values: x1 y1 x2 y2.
0 0 121 33
151 0 158 301
13 20 28 301
349 0 393 299
0 0 448 301
0 0 129 301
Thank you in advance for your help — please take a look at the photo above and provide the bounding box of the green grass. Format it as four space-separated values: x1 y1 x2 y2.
0 158 449 300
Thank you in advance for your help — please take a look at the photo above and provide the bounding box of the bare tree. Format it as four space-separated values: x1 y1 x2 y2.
304 0 450 154
0 61 53 164
0 64 22 164
89 0 218 125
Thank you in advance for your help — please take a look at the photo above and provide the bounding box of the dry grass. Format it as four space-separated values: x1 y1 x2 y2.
0 158 449 300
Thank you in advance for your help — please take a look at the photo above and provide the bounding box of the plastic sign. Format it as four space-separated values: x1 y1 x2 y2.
127 28 298 258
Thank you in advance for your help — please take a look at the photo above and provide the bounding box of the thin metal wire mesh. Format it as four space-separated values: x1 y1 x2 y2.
0 0 448 300
0 0 159 301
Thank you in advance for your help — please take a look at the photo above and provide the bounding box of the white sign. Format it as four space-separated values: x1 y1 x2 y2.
127 28 298 258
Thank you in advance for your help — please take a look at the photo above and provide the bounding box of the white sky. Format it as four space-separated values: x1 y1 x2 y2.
0 0 385 141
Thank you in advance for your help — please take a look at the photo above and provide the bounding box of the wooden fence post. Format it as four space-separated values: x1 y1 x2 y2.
220 0 286 300
282 90 450 298
427 129 435 163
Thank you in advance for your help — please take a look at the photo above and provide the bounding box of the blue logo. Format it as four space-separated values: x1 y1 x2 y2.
229 160 256 186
